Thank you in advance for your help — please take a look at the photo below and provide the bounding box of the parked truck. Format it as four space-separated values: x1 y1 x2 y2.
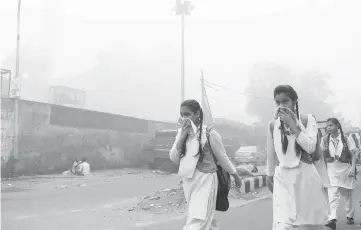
138 128 241 173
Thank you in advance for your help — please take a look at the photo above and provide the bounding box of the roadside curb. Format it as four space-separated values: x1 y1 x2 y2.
238 175 267 194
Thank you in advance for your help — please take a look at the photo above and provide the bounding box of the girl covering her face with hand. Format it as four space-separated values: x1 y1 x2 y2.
169 99 242 230
266 85 329 230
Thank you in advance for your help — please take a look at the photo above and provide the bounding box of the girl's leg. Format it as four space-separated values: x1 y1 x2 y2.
183 212 217 230
343 188 355 225
327 187 340 221
209 218 220 230
344 188 355 218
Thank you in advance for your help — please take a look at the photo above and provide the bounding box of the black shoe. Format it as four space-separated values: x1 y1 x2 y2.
325 219 337 230
346 217 355 225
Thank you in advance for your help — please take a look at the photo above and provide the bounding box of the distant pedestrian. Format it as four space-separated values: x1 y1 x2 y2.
77 158 90 176
321 118 357 229
266 85 329 230
169 99 242 230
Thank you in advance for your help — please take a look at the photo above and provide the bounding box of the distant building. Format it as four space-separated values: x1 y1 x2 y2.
49 86 86 108
1 69 11 97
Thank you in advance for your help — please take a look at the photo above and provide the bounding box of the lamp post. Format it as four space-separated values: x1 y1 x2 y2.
175 0 193 103
13 0 22 159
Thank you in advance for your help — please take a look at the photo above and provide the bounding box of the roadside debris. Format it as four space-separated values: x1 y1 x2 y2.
152 170 172 175
135 186 186 213
134 173 264 214
55 184 68 189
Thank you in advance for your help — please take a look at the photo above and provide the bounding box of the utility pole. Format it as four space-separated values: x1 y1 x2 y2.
13 0 22 159
175 0 193 103
16 0 21 81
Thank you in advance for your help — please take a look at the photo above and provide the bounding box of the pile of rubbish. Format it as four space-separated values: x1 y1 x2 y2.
131 167 264 213
132 183 186 213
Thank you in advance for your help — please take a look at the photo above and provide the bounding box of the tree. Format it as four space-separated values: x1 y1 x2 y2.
245 62 292 124
245 62 338 149
246 62 336 124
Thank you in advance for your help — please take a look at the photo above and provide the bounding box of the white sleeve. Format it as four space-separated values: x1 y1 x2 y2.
295 115 318 154
347 135 356 152
169 128 182 164
320 136 327 152
209 130 237 174
266 122 277 176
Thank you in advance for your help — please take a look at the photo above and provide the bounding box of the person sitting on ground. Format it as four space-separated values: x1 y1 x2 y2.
62 157 81 176
71 157 82 175
77 158 90 176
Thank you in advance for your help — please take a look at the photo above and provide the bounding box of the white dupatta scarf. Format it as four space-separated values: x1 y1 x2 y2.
178 122 207 178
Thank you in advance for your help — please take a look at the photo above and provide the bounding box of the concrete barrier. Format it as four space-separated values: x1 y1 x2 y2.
239 175 267 193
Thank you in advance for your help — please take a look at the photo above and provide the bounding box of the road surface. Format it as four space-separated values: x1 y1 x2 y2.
137 179 361 230
2 168 361 230
1 169 182 230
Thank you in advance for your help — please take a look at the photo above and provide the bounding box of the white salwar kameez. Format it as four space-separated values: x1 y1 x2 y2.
170 125 237 230
182 170 219 230
320 134 357 220
267 115 329 230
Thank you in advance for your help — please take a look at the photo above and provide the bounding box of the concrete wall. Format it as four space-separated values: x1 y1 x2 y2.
1 98 177 176
1 98 15 163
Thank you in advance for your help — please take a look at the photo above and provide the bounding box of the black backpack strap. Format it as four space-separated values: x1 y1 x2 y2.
206 126 217 164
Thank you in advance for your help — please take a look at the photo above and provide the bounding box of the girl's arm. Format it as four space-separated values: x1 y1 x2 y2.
209 130 237 175
169 129 183 164
320 136 327 152
294 115 318 154
266 121 277 176
347 135 357 169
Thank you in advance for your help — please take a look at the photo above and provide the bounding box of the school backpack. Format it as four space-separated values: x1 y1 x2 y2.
206 126 231 212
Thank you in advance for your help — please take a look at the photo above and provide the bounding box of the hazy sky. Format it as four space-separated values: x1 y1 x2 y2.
1 0 360 125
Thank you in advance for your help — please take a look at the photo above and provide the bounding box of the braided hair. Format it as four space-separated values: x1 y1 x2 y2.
273 85 303 156
325 118 348 155
351 133 360 149
179 100 205 162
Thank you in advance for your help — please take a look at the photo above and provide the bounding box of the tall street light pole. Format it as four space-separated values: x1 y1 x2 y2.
175 0 193 103
13 0 22 159
16 0 21 80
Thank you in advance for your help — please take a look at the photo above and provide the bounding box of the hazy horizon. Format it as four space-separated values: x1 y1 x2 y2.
1 0 360 126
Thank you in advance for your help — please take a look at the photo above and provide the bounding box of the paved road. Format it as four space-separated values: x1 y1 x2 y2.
138 180 361 230
1 169 182 230
3 169 360 230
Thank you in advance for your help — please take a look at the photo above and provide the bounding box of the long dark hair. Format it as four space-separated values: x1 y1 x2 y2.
179 100 205 162
326 118 348 147
324 118 351 160
273 85 302 156
351 133 360 149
